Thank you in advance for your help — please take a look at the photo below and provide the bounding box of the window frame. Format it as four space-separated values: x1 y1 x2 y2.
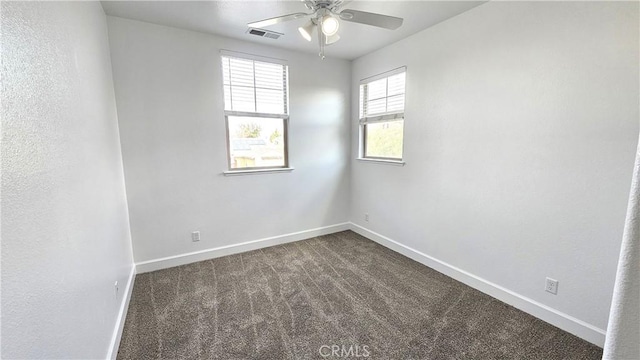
223 113 290 172
359 67 407 163
220 51 292 173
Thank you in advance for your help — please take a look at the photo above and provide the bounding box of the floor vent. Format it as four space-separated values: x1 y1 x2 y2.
247 28 283 40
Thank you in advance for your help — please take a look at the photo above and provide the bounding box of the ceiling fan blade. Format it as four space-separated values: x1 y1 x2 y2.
339 9 403 30
248 12 310 28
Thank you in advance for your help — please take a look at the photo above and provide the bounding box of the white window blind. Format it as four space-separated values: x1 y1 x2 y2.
222 55 289 116
359 68 406 123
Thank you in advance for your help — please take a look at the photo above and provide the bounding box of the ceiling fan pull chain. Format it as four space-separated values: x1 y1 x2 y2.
318 15 325 59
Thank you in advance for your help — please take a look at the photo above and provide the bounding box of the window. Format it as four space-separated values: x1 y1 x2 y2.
221 52 289 171
359 67 406 161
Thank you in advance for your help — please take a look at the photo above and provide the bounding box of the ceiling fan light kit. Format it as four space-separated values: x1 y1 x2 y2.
248 0 404 59
325 33 340 45
298 20 315 41
321 15 339 36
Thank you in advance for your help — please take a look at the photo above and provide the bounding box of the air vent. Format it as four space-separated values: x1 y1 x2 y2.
247 28 283 40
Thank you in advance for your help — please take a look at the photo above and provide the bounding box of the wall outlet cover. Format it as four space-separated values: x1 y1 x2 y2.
545 277 559 295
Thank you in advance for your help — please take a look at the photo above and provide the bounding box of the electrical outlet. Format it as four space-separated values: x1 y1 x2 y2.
545 277 558 295
191 231 200 242
365 213 369 222
114 281 119 299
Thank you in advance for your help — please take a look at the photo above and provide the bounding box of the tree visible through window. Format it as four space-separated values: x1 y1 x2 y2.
235 122 262 138
359 68 406 161
221 53 289 170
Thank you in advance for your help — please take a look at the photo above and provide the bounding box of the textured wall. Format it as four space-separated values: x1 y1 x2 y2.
603 135 640 359
106 17 351 263
350 1 638 336
1 2 134 358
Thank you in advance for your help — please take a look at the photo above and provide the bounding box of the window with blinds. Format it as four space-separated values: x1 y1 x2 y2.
359 67 406 161
222 56 288 115
221 53 290 171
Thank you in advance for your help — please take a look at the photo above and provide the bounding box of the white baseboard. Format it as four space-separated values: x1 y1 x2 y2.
349 222 606 347
106 265 136 360
136 223 351 274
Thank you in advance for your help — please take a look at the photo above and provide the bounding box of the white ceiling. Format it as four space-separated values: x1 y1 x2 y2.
101 1 485 60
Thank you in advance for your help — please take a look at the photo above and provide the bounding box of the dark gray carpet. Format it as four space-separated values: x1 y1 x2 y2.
117 231 602 359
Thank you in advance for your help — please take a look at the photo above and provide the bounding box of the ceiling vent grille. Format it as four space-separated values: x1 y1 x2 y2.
247 28 283 40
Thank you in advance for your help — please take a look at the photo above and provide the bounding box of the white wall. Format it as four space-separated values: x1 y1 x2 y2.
106 17 351 264
350 0 638 342
1 2 134 359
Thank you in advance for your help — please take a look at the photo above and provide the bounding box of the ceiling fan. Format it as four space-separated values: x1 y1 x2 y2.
248 0 403 59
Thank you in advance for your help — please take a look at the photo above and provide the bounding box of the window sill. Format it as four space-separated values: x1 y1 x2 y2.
223 167 295 176
356 158 405 166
